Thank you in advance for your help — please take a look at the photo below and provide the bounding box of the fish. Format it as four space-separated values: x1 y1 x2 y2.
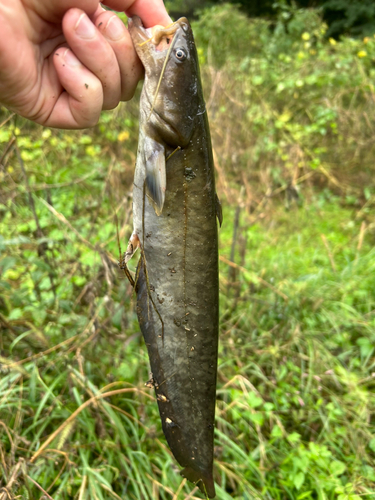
125 15 221 498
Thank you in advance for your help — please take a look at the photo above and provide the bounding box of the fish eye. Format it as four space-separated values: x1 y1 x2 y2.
174 48 187 61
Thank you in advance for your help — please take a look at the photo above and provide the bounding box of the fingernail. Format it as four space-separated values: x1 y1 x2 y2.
75 13 96 39
105 15 125 41
63 48 81 67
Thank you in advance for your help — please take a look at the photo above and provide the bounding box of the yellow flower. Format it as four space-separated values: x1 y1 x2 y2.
329 37 337 45
118 130 130 142
364 37 370 44
301 32 310 41
357 50 367 58
42 129 52 139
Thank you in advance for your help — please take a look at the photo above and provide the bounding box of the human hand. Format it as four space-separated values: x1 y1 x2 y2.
0 0 172 128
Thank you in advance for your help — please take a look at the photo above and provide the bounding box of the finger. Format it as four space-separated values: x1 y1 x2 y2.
29 0 99 23
102 0 172 28
62 8 121 110
46 48 103 128
93 10 143 101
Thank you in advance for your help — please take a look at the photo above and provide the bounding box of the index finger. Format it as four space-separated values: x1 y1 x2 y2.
102 0 172 27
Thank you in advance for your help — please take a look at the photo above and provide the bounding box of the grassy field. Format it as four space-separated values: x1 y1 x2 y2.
1 173 375 499
1 4 375 500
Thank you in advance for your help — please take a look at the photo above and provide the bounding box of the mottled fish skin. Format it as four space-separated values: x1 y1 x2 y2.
128 16 219 498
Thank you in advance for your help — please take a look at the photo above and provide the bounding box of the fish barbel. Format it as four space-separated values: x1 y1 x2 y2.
126 16 221 498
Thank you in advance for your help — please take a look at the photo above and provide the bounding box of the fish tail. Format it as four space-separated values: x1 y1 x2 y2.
180 467 216 498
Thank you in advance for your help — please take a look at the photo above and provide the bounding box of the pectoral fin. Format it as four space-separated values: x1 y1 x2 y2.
144 138 166 216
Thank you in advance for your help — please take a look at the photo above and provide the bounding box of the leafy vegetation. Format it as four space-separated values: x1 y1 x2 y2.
193 4 375 205
167 0 375 39
322 0 375 38
1 4 375 499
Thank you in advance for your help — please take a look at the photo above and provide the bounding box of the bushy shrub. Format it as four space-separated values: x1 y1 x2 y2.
192 4 375 209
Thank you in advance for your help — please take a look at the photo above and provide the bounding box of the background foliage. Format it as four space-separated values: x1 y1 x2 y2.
166 0 375 38
1 4 375 500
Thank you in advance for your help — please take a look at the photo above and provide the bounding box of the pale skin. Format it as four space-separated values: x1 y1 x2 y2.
0 0 172 129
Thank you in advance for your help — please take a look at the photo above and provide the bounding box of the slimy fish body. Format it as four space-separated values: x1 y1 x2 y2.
126 16 221 498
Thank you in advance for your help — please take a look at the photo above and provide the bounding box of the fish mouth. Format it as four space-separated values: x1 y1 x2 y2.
128 15 189 35
127 15 153 44
128 15 190 55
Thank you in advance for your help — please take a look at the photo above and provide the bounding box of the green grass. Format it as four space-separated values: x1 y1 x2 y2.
217 201 375 499
1 156 375 498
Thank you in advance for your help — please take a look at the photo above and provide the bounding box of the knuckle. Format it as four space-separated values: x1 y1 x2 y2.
121 88 136 102
27 102 51 126
103 99 120 111
75 90 103 127
121 80 139 101
77 110 100 128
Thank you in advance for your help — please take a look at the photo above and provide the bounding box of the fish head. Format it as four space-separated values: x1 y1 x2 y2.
129 16 204 147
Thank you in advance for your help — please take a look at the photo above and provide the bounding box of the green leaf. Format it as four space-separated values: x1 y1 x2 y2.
271 425 283 438
293 472 305 490
288 432 301 444
357 337 373 358
249 412 264 426
369 438 375 452
247 392 263 408
330 460 346 476
297 491 313 500
8 308 23 320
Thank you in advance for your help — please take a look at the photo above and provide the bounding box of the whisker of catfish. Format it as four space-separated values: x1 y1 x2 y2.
148 34 178 121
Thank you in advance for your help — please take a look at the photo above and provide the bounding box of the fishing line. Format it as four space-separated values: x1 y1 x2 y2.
166 146 181 162
148 34 178 121
115 212 135 287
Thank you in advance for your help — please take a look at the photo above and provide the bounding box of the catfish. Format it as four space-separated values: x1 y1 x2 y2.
124 16 221 498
